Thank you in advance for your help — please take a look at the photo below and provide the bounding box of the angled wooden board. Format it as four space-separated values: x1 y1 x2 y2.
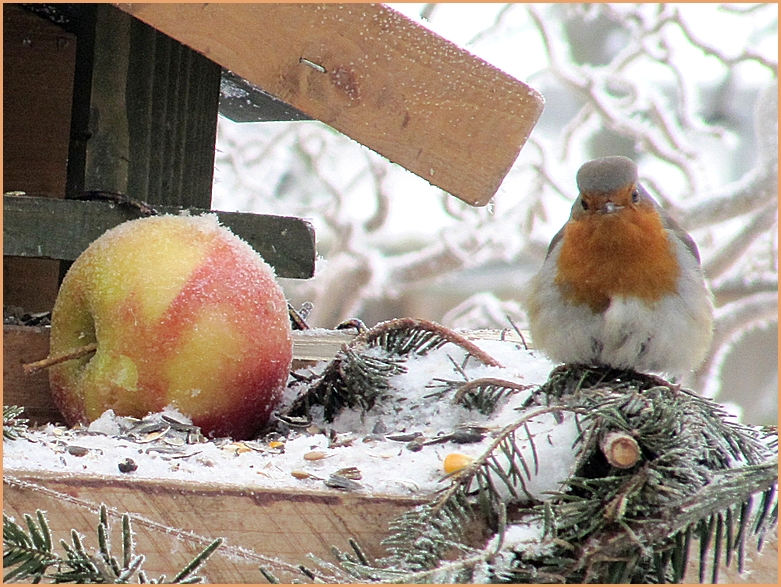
116 3 545 206
3 194 316 279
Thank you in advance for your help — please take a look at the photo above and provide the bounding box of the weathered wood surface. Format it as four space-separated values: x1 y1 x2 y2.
116 3 545 207
3 4 76 197
2 325 60 424
3 194 316 279
3 4 77 313
3 469 424 583
3 462 777 584
61 3 221 208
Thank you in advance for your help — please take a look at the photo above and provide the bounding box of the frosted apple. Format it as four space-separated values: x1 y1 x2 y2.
49 214 293 440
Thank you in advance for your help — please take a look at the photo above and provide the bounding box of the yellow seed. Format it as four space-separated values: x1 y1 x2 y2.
224 442 252 454
291 470 314 479
137 428 170 444
443 453 474 474
303 450 328 461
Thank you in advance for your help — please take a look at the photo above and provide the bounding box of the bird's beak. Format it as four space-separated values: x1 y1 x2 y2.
602 201 624 214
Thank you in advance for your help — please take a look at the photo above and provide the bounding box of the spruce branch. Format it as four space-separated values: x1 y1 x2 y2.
514 365 778 583
286 345 405 421
426 377 532 416
293 365 777 584
355 318 502 368
3 405 29 441
310 406 582 583
3 510 57 583
2 505 222 583
285 318 502 422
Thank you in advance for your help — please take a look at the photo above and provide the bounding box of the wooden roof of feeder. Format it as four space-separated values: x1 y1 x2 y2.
117 2 545 207
5 3 543 292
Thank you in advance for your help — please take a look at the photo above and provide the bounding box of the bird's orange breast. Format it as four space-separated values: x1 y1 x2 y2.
554 207 680 313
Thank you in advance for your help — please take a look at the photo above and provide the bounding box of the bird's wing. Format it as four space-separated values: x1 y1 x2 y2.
657 205 701 264
545 222 567 260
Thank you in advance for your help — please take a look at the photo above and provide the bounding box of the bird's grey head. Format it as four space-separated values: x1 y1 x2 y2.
576 156 638 194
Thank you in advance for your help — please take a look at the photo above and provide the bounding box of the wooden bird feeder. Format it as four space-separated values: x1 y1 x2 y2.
3 3 544 581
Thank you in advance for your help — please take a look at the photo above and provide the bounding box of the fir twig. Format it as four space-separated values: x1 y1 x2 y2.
3 510 56 582
3 405 29 441
318 406 583 583
454 378 532 415
285 318 503 422
295 365 777 584
2 506 222 583
356 318 503 368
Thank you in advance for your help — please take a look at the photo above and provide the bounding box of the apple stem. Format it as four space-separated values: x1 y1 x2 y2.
23 343 98 375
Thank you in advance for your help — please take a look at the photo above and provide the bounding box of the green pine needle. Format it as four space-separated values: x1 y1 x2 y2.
2 507 222 583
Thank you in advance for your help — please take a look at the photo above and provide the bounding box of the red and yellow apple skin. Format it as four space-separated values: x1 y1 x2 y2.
49 214 293 440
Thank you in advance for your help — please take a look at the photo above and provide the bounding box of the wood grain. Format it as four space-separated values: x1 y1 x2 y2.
3 4 76 196
58 4 222 208
3 194 316 279
3 5 77 312
116 3 545 206
3 470 425 583
2 325 63 424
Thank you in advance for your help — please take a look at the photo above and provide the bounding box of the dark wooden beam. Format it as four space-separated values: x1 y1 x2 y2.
3 194 316 279
3 4 78 312
219 69 312 123
63 4 221 209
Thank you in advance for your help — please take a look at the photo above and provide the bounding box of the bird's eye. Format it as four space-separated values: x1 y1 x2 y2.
580 198 589 210
631 190 640 203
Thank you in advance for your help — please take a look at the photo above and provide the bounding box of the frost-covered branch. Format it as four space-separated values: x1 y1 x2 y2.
694 291 779 393
679 80 778 229
703 203 778 280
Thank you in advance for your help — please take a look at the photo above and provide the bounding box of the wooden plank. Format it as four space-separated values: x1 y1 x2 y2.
2 4 76 196
219 69 312 123
3 5 77 313
125 9 222 208
3 470 424 583
2 257 62 315
3 194 316 279
4 464 778 584
116 3 545 207
2 325 62 425
62 4 221 208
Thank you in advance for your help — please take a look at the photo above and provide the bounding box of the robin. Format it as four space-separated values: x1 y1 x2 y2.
525 156 714 375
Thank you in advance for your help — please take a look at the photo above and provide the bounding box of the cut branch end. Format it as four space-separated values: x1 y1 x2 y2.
601 431 642 469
